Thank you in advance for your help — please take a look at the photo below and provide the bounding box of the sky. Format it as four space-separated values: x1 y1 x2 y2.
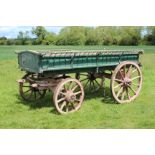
0 26 63 38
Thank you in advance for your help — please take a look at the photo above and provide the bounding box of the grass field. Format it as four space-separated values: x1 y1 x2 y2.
0 45 155 128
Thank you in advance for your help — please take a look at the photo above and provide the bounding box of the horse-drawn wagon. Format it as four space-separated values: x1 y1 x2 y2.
17 49 143 114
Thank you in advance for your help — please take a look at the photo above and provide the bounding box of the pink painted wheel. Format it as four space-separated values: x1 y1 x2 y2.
111 61 142 104
53 78 84 114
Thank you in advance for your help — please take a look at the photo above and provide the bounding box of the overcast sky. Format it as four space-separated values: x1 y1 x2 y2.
0 26 63 38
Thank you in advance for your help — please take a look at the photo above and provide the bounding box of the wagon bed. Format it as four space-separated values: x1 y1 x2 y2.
17 50 143 74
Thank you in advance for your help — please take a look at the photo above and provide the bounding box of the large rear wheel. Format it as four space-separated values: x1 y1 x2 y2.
111 61 142 104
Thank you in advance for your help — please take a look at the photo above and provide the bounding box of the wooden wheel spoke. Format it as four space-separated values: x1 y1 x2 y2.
121 88 126 100
66 106 69 112
71 103 76 109
80 73 88 77
92 81 96 91
59 91 66 96
60 101 67 110
63 85 67 91
114 78 123 83
114 83 123 89
116 86 123 98
131 76 141 81
90 81 93 90
118 70 124 79
94 79 100 87
84 80 89 88
80 78 88 82
126 87 131 100
132 68 137 73
75 98 80 102
126 65 132 77
127 85 136 95
24 89 31 94
28 91 33 99
74 91 82 96
72 84 79 92
57 97 65 103
68 81 74 90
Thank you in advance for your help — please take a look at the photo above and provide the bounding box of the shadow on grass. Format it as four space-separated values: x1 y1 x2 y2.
15 92 54 108
15 86 116 114
80 86 116 104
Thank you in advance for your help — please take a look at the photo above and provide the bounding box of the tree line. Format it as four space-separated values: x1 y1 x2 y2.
0 26 155 45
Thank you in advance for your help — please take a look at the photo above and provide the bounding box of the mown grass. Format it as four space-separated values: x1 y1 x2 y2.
0 45 155 128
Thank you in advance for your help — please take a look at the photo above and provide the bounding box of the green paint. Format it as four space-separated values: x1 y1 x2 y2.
17 50 141 74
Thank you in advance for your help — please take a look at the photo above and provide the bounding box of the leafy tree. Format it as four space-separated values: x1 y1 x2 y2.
0 36 7 40
116 27 142 45
0 36 7 45
94 27 119 45
56 27 86 45
85 27 103 45
44 32 56 45
32 26 48 44
6 39 14 45
143 27 155 45
17 31 30 45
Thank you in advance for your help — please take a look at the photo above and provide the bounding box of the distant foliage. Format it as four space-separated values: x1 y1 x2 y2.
142 27 155 45
56 27 86 45
0 26 155 45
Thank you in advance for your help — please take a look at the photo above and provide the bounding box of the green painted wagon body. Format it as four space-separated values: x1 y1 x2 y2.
17 50 143 74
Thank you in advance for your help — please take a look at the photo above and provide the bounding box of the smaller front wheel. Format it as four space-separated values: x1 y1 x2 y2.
53 78 84 114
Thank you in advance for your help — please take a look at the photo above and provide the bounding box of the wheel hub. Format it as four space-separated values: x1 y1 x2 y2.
65 90 76 102
123 77 132 86
88 74 96 81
